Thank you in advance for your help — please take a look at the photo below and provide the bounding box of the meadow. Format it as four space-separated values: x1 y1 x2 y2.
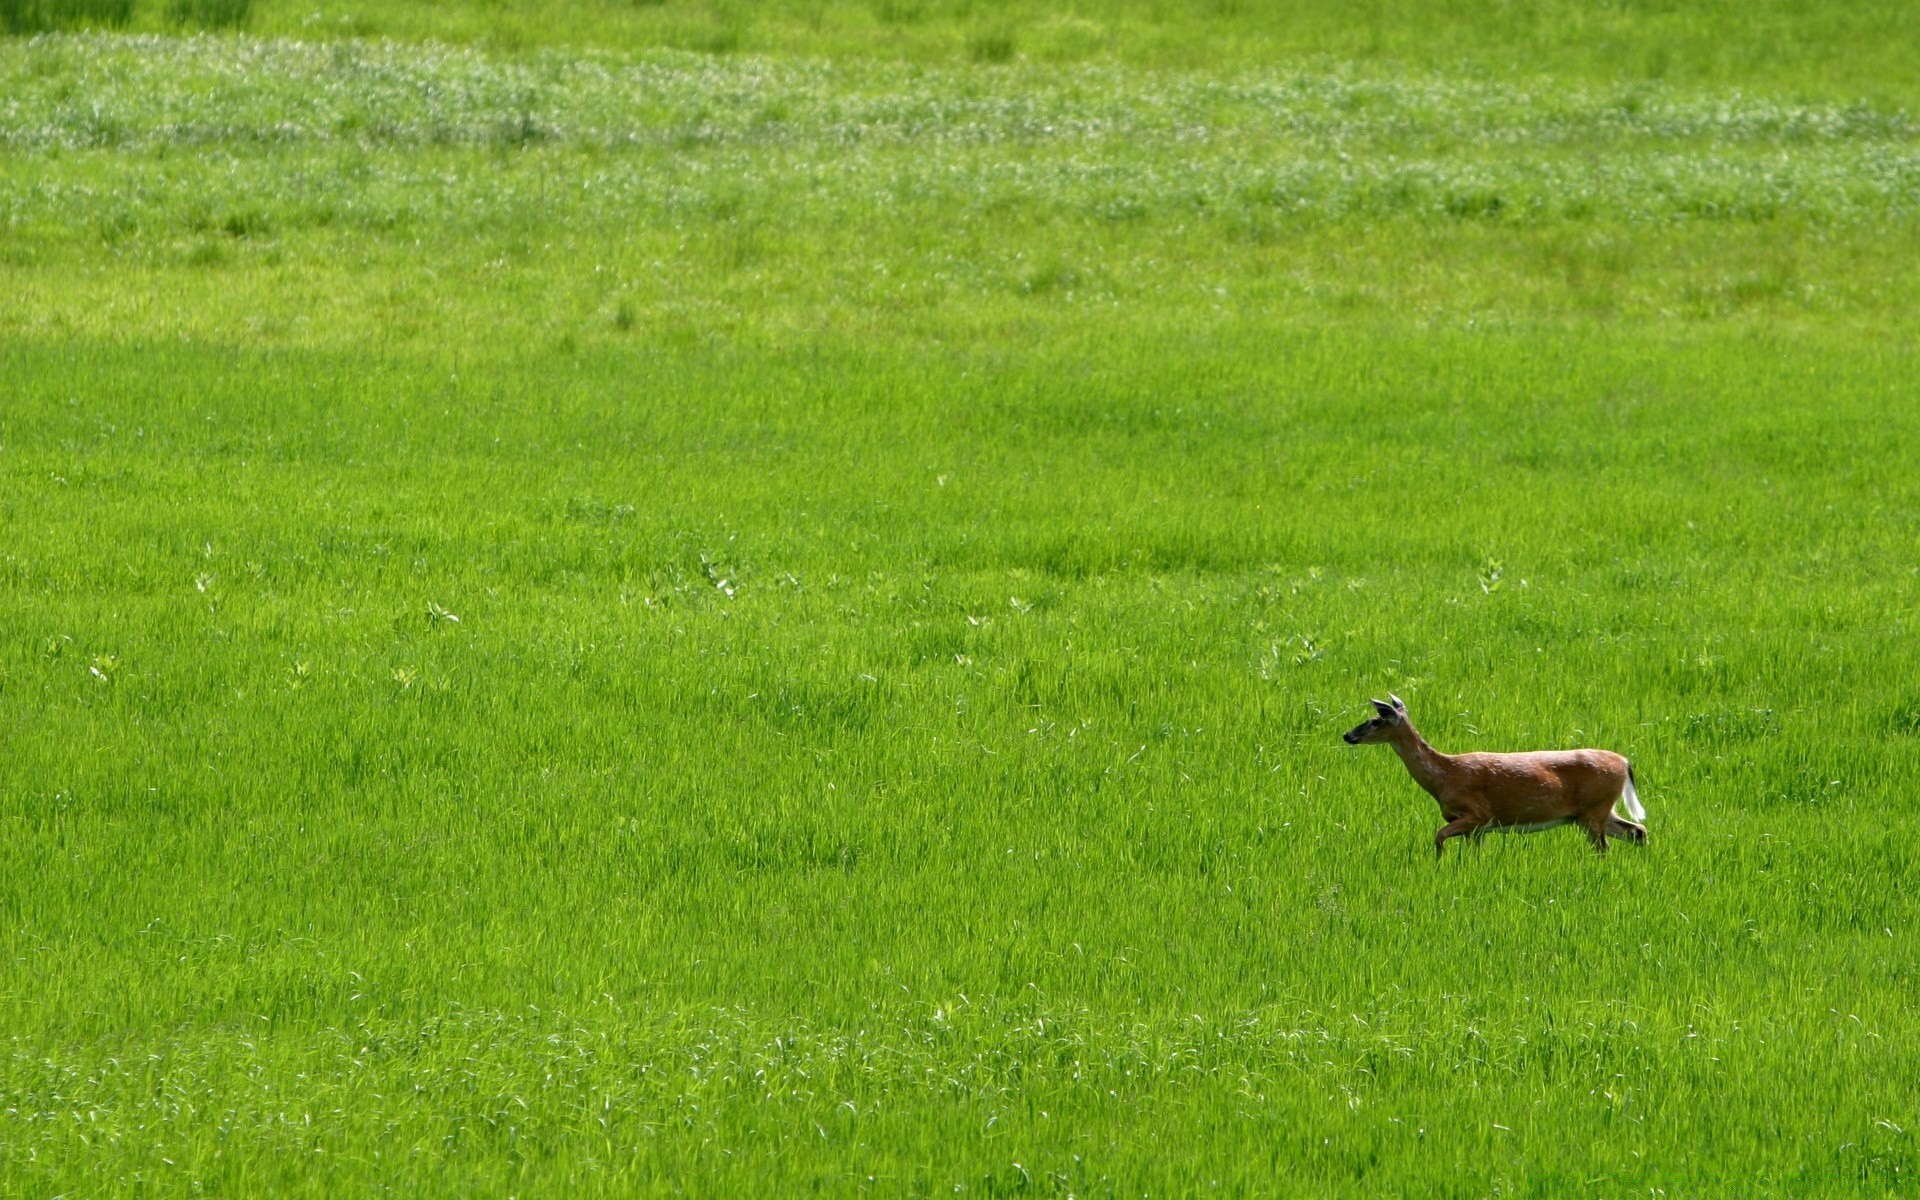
4 3 1920 1195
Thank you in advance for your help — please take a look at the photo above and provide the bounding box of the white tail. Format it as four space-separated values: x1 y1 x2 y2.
1620 768 1647 822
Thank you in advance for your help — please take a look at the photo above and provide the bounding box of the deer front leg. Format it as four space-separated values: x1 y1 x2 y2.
1434 817 1481 859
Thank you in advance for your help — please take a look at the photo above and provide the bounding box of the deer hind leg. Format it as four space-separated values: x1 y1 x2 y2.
1581 811 1611 855
1605 814 1649 846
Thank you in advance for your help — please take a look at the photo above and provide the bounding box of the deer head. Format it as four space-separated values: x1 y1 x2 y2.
1342 694 1407 744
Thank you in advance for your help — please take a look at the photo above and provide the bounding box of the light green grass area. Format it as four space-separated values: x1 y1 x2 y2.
18 0 1920 106
5 35 1919 348
4 6 1920 1196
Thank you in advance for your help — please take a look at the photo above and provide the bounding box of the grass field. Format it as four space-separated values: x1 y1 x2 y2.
5 4 1920 1196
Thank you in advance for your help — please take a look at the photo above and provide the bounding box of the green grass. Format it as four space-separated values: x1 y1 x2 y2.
4 8 1920 1197
5 35 1919 348
19 0 1920 107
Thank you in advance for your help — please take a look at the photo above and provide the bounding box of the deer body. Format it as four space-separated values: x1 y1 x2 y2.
1344 696 1648 857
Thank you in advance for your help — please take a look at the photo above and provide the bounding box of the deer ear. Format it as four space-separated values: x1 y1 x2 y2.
1388 692 1406 713
1371 698 1397 718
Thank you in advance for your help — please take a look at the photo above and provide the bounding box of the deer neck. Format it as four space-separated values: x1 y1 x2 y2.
1388 723 1453 797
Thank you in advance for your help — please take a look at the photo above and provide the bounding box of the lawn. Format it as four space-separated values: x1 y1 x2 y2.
3 4 1919 1195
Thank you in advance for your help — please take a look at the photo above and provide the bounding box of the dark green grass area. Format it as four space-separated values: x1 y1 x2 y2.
5 329 1920 1194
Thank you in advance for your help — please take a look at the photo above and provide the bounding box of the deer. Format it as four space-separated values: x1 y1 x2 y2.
1342 695 1648 857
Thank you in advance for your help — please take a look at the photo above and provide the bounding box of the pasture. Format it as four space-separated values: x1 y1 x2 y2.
4 3 1919 1194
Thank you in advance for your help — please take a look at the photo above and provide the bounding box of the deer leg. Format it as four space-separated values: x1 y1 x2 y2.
1434 818 1480 860
1605 815 1649 846
1582 812 1610 854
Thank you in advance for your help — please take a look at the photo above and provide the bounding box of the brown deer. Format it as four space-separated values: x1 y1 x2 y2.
1342 695 1648 857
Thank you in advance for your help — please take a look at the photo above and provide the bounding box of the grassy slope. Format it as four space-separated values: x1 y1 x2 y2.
4 5 1920 1197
